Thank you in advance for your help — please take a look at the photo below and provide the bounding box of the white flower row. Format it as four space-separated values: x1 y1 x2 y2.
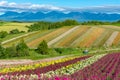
44 54 107 77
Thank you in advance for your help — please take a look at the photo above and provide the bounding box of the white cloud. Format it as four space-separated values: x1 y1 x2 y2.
0 0 65 12
0 1 120 14
0 1 8 6
8 2 17 7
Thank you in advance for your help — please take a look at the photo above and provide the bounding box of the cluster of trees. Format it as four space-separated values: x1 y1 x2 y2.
10 29 25 34
0 29 25 39
0 40 29 58
112 20 120 25
27 20 79 32
0 40 49 58
80 20 120 25
81 21 111 25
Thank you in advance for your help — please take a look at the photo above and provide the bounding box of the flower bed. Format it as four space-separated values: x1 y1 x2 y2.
54 53 120 80
45 54 106 77
0 56 90 76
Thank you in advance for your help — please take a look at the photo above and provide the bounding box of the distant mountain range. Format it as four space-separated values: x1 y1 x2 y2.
0 11 120 22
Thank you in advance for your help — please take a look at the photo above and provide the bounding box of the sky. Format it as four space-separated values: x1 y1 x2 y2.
4 0 120 8
0 0 120 13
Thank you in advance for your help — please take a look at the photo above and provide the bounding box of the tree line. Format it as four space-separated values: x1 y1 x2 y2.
27 20 120 32
27 20 79 32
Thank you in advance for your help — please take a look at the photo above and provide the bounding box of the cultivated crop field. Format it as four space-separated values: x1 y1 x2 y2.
1 53 120 80
48 25 120 48
0 23 120 80
2 25 120 48
0 22 32 32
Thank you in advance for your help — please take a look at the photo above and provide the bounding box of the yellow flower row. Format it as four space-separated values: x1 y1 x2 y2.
0 56 79 74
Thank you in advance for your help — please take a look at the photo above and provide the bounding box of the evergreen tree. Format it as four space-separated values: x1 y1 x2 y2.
36 40 49 55
16 40 29 57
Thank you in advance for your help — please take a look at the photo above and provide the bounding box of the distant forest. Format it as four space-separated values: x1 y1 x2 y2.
27 20 120 32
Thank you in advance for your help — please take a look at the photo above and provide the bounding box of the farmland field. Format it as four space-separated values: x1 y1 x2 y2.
47 25 120 48
0 0 120 79
1 53 120 80
0 23 120 80
2 25 120 48
0 22 32 32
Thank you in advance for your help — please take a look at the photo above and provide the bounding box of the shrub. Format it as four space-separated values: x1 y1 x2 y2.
10 29 20 34
0 31 8 38
55 48 62 54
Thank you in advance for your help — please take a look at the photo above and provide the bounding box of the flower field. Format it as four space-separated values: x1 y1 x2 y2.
50 25 120 48
27 27 71 48
112 32 120 45
0 54 106 80
54 26 90 47
2 25 120 48
78 27 105 47
67 53 120 80
1 53 120 80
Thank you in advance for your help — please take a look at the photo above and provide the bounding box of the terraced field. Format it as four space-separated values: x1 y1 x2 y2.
2 25 120 48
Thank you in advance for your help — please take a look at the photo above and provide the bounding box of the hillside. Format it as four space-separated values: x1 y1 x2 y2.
2 25 120 48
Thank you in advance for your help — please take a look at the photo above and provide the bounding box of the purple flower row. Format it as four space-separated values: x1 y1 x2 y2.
64 53 120 80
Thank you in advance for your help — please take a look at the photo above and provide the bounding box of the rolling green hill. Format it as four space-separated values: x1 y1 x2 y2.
1 25 120 48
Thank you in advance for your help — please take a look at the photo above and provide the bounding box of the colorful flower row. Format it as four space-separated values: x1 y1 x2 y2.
0 54 106 80
0 56 79 74
44 54 106 77
0 56 90 76
51 53 120 80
